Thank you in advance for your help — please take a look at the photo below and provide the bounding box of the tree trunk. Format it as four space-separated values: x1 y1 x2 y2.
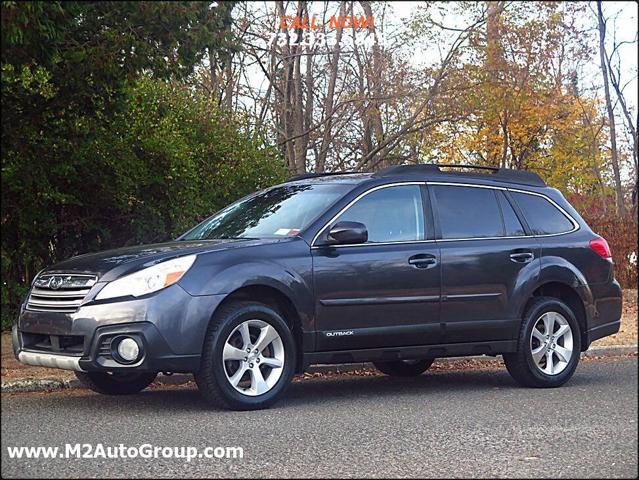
597 1 628 217
316 2 346 173
605 49 638 216
208 47 218 102
359 1 386 170
485 1 506 167
273 0 311 174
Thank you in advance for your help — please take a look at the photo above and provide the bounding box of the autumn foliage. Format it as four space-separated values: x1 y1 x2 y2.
583 214 638 289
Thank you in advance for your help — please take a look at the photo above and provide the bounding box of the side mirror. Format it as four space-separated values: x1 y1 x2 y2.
325 221 368 245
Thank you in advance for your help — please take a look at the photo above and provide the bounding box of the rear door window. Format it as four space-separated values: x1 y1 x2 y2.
510 192 574 235
432 185 503 239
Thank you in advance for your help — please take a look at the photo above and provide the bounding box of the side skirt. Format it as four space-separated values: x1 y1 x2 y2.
303 340 517 366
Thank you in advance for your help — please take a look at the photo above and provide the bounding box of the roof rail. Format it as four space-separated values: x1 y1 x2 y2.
288 171 358 182
375 164 546 187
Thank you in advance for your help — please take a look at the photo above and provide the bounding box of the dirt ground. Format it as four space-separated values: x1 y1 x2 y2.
1 289 636 383
1 333 76 383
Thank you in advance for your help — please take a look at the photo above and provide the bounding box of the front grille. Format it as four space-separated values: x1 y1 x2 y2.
27 273 97 313
21 332 85 356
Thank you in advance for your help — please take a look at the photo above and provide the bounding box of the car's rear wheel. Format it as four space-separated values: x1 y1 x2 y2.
504 296 581 388
373 358 434 377
74 371 157 395
195 301 296 410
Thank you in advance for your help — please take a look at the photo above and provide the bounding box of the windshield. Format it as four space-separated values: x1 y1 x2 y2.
181 183 351 240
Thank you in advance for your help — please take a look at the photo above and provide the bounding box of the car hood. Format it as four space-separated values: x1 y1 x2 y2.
41 238 285 280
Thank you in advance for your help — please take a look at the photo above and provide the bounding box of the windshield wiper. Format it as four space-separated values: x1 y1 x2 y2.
214 236 258 240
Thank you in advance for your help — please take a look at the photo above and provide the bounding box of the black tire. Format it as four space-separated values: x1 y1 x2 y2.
194 301 296 411
373 358 434 377
504 296 581 388
74 371 157 395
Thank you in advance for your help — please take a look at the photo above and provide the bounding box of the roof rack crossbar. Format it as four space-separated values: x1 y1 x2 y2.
374 164 546 187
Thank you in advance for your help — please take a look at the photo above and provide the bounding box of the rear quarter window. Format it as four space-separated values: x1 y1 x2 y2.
510 192 575 235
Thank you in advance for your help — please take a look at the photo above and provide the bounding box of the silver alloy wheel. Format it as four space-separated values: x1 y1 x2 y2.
530 311 573 375
222 319 285 396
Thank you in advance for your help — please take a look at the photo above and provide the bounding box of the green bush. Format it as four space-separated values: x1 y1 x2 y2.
1 78 287 329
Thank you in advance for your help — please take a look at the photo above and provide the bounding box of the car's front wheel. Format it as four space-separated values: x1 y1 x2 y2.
504 296 581 388
373 358 434 377
195 301 296 410
74 371 157 395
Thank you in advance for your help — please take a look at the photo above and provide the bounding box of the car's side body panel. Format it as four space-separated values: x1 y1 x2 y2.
437 237 541 343
312 242 442 350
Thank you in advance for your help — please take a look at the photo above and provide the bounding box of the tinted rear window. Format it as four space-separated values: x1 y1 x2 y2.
433 186 503 239
511 192 574 235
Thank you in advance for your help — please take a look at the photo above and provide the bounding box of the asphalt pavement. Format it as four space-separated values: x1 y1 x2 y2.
1 357 637 478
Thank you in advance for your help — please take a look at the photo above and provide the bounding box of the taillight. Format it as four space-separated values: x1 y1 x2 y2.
589 237 612 259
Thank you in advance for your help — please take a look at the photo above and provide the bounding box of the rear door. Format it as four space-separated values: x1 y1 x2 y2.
312 183 441 350
430 184 541 344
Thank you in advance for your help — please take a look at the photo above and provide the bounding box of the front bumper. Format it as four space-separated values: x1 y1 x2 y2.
17 350 84 371
13 285 226 373
13 321 201 372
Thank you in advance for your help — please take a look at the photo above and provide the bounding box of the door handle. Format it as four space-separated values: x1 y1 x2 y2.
509 251 534 263
408 254 437 268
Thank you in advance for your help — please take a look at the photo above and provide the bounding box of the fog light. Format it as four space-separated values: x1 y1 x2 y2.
116 337 140 362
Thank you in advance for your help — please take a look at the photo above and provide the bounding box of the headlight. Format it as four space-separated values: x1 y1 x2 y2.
31 270 44 286
95 255 197 300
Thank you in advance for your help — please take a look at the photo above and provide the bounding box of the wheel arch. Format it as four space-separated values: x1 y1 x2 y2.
210 284 307 373
523 281 589 351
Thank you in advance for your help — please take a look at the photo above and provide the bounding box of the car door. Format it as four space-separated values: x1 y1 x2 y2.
312 183 441 351
430 184 541 344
